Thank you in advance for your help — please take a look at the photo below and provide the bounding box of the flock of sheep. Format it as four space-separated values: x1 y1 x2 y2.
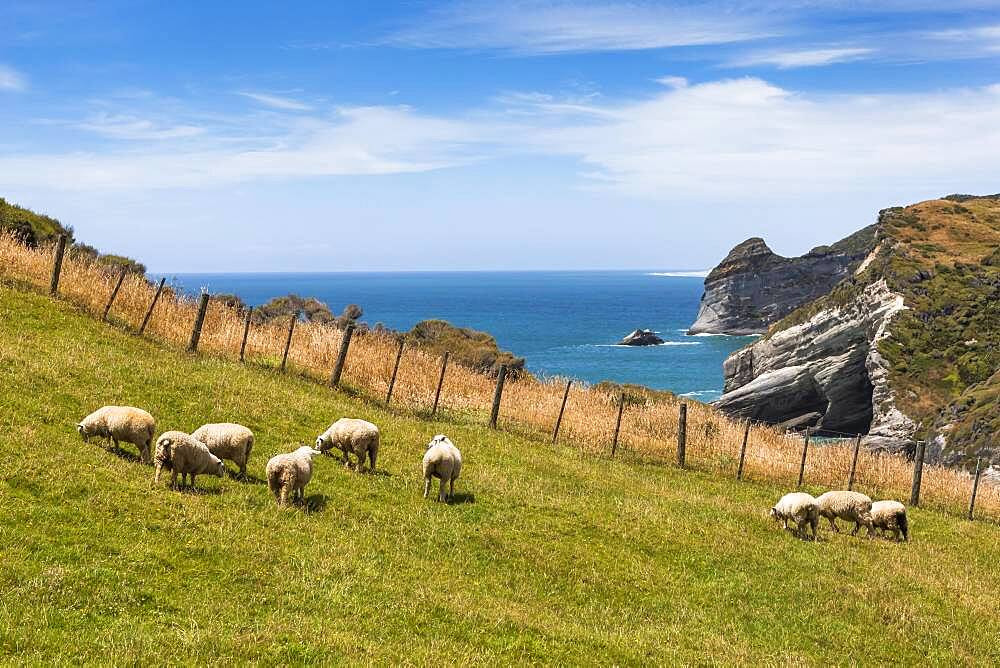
74 406 911 540
770 490 910 542
75 405 463 504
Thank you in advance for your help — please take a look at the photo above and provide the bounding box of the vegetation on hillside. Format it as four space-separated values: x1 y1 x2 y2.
404 319 526 378
2 284 999 663
1 197 146 275
762 196 1000 465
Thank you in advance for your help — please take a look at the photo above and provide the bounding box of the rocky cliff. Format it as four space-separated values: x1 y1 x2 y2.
713 195 1000 466
688 226 877 335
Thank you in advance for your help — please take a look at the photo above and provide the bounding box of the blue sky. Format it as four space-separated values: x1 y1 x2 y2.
2 1 999 271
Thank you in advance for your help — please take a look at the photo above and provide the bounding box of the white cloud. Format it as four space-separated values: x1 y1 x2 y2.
0 64 26 91
728 47 874 69
386 1 773 54
237 92 313 111
0 105 497 190
521 78 1000 198
77 114 205 140
3 78 1000 204
928 24 1000 53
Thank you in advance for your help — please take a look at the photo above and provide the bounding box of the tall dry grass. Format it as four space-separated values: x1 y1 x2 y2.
3 234 997 522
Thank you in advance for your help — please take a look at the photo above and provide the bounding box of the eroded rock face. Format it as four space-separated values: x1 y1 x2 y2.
619 329 664 346
715 280 914 448
689 227 877 335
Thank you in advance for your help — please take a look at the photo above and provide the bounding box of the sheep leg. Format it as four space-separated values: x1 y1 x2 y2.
828 517 840 532
170 469 178 489
851 520 861 536
356 449 366 474
154 464 162 484
449 477 455 501
190 473 197 489
438 479 447 503
423 478 431 499
279 486 289 507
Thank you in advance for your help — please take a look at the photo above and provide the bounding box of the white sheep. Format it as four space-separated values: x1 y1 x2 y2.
191 423 255 478
315 418 380 473
815 491 873 536
153 430 226 489
769 492 819 540
77 405 156 465
422 434 462 502
266 445 322 506
868 500 909 542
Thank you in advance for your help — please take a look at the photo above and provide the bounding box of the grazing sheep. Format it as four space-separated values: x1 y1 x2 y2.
769 492 819 540
868 500 909 542
815 491 873 536
422 434 462 503
266 446 322 506
191 423 255 478
315 418 380 473
153 431 226 489
77 405 156 465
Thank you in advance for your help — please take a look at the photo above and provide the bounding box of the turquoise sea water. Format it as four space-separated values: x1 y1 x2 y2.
155 271 756 400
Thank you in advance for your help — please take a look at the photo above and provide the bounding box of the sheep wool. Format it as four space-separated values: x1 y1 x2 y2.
266 446 322 506
422 434 462 503
770 492 819 540
77 405 156 465
153 430 225 489
191 423 255 477
815 491 873 535
868 500 909 542
315 418 380 473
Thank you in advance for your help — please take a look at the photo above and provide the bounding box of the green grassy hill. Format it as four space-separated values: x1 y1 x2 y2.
1 281 998 664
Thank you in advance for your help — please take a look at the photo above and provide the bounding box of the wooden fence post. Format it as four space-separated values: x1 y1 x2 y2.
138 277 166 335
677 403 687 468
968 457 983 521
489 364 507 429
432 351 449 415
49 234 68 296
385 339 404 404
279 312 297 372
552 379 572 445
611 392 626 457
187 292 210 352
910 440 926 507
239 309 252 363
102 267 127 321
797 428 811 487
329 324 355 387
736 420 750 480
847 434 862 491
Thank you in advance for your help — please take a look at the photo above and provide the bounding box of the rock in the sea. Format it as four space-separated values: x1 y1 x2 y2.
688 227 877 335
619 329 664 346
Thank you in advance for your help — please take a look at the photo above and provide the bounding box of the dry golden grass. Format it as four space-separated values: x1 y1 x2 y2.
3 233 997 521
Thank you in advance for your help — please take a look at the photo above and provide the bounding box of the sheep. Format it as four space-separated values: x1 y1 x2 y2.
815 491 873 536
153 430 226 489
191 422 255 478
868 500 909 542
769 492 819 540
77 405 156 465
266 445 322 506
315 418 380 473
422 434 462 503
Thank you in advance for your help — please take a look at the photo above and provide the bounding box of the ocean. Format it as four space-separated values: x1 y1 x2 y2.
154 271 756 401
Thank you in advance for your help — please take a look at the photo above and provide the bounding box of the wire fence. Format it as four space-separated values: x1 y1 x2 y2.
2 232 997 524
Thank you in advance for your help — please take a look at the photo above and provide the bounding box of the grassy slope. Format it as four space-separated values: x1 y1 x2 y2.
1 283 998 664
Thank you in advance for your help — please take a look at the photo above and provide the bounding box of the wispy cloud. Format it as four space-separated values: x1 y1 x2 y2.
3 78 1000 201
727 47 875 69
928 23 1000 53
385 1 774 54
77 113 205 140
237 92 313 111
0 64 26 91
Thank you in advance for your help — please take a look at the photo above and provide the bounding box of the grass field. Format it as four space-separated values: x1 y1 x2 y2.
1 282 999 664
